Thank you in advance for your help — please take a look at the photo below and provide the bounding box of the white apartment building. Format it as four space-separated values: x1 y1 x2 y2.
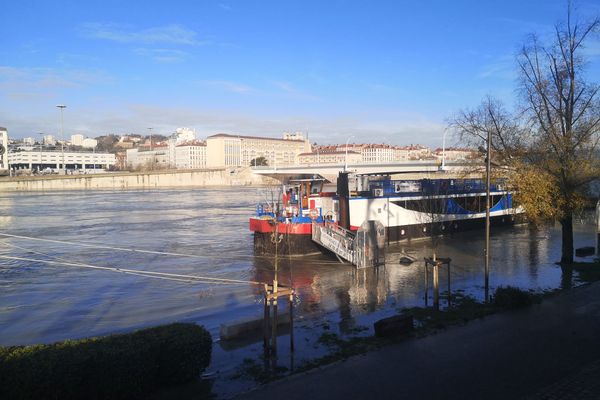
126 146 170 169
0 127 8 172
8 150 115 171
175 141 207 169
298 150 362 165
313 143 433 163
206 133 311 168
71 134 84 146
361 145 397 163
433 147 477 161
82 138 98 148
43 135 56 145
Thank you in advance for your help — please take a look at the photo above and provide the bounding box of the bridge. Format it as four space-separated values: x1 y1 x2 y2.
251 160 481 181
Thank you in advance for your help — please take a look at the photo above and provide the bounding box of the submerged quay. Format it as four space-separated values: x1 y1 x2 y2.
235 280 600 400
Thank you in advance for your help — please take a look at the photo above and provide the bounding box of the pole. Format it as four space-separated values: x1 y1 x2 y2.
289 293 294 352
56 105 66 174
38 133 43 172
433 262 439 311
442 129 447 170
484 128 491 302
344 136 353 172
147 127 153 151
447 261 451 307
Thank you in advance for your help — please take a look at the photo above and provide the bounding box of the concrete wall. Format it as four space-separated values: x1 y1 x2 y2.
0 168 278 191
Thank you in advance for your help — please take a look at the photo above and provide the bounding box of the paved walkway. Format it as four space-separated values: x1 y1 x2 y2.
235 282 600 400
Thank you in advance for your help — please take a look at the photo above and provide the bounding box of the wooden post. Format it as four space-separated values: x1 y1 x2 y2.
424 263 429 307
433 262 439 311
289 293 294 352
447 261 452 307
271 297 278 354
263 293 270 351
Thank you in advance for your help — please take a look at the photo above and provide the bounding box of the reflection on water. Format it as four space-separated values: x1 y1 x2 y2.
0 188 597 394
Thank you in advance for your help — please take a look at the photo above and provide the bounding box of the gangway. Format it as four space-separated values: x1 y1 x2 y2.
312 221 385 268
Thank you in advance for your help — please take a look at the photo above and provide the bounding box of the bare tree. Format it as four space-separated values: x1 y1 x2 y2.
518 7 600 263
451 6 600 265
450 96 525 166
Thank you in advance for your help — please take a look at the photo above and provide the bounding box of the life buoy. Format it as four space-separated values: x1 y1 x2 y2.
309 208 319 220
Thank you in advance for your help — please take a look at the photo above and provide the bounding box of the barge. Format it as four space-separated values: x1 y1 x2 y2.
250 174 523 256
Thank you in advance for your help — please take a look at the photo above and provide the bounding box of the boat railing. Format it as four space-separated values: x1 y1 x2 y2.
312 221 356 264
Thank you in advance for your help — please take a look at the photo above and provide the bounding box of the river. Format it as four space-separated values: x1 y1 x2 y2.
0 187 596 396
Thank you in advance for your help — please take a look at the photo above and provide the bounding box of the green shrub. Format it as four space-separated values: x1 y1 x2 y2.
0 323 212 400
493 286 533 310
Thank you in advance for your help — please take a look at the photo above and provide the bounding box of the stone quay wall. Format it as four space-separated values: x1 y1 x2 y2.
0 168 278 191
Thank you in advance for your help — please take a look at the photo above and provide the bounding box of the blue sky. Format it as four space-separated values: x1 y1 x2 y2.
1 0 599 146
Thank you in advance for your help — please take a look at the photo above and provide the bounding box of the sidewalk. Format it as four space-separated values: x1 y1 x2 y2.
235 282 600 400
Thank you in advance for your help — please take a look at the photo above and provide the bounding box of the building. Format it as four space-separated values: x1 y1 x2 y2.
43 135 56 145
8 150 115 172
0 127 8 173
82 138 98 148
360 144 397 163
433 147 478 161
175 141 207 169
206 132 311 168
298 150 362 165
23 137 35 145
314 143 433 163
126 145 170 169
71 134 84 146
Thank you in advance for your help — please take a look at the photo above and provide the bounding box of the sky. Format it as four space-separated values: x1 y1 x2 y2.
1 0 599 147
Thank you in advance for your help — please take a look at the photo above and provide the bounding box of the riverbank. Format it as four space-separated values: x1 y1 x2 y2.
0 168 277 191
233 268 600 400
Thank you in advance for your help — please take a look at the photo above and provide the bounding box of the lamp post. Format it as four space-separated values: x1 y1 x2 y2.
147 127 153 151
56 104 66 174
484 128 491 302
344 136 354 172
37 132 44 173
441 129 448 170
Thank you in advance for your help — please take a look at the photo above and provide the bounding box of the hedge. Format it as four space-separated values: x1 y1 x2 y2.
0 323 212 400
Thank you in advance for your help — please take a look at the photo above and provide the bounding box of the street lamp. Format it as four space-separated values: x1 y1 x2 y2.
344 135 354 172
147 127 153 151
56 104 66 174
441 129 448 170
484 128 491 302
37 132 44 173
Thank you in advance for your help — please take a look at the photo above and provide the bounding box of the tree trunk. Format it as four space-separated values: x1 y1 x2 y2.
560 213 574 264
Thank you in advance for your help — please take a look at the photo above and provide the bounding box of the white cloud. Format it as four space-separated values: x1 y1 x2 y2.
133 48 189 63
0 66 112 92
80 23 209 46
1 103 446 148
476 55 516 81
197 80 254 93
269 80 320 101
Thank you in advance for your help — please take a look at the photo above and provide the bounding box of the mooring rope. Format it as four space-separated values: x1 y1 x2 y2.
0 255 262 286
0 232 215 259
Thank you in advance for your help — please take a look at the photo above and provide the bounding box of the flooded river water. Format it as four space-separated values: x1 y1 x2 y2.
0 188 597 396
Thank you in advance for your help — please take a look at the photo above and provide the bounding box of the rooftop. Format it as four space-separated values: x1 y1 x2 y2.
207 133 305 142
